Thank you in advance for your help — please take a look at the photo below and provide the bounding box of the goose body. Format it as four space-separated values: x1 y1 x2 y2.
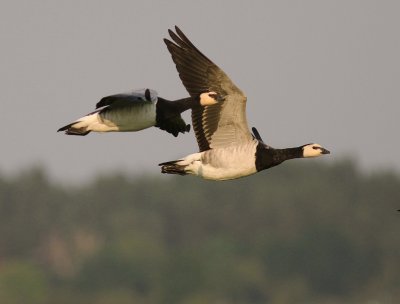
58 88 194 137
159 27 330 180
162 139 260 180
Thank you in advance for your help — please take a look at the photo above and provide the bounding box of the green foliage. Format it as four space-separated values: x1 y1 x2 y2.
0 261 48 304
0 160 399 303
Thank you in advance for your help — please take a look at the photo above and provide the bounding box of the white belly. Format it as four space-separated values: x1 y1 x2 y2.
200 164 257 180
186 143 258 180
97 103 156 132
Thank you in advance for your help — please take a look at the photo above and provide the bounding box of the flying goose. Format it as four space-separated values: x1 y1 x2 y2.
159 27 330 180
58 88 202 137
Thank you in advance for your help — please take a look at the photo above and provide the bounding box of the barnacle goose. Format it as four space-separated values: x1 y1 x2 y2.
58 88 198 137
159 27 330 180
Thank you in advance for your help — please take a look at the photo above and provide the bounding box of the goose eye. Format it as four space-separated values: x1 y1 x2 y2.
312 146 320 150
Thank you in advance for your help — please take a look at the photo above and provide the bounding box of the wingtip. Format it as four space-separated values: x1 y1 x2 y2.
167 26 183 37
145 88 151 101
174 25 184 37
163 38 172 46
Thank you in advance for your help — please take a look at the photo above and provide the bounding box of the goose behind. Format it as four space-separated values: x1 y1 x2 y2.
58 88 195 137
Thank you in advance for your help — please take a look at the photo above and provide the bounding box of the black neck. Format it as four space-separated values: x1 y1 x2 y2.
273 147 304 161
175 97 197 112
158 97 196 114
255 144 303 172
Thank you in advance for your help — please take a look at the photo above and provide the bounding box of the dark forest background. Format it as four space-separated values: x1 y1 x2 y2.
0 159 399 304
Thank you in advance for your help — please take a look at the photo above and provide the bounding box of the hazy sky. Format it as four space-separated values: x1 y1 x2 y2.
1 1 399 182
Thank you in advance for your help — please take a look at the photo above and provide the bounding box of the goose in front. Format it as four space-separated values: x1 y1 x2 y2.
159 27 330 180
58 88 197 137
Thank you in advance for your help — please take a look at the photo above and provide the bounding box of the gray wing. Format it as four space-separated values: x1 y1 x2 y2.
164 26 253 152
96 88 157 109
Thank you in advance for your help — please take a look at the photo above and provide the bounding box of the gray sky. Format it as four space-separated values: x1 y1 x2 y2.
1 1 399 182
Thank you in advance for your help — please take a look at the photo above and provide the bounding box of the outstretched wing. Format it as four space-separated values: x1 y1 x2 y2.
164 26 252 152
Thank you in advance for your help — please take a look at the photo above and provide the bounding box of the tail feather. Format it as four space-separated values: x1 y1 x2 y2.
58 111 102 136
159 160 188 175
57 123 72 132
57 122 91 136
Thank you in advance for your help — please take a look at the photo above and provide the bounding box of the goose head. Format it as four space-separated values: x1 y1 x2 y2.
302 143 330 158
199 91 221 106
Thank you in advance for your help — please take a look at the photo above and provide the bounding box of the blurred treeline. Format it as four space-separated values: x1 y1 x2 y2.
0 159 399 304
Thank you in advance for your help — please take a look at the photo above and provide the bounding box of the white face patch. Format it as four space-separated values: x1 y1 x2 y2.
200 91 218 106
303 143 325 158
